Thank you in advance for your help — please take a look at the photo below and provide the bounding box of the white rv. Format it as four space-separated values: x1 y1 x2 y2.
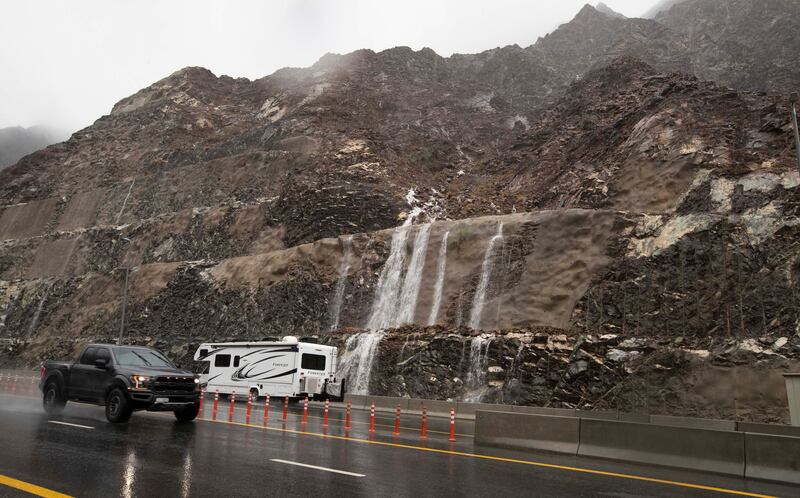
193 337 343 401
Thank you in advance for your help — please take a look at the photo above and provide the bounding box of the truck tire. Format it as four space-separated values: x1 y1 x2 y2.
250 388 260 402
42 381 66 415
174 402 200 422
105 387 133 423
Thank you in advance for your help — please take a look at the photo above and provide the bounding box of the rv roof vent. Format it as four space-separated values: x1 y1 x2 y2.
282 336 299 344
299 336 319 344
260 337 279 342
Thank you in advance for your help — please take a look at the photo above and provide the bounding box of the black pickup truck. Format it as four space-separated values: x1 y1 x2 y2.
40 344 200 423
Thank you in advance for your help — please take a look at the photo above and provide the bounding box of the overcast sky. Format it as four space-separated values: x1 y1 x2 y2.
0 0 658 134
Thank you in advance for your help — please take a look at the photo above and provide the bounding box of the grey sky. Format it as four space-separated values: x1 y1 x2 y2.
0 1 657 133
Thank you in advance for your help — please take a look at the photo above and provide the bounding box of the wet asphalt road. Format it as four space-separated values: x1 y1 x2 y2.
0 389 797 497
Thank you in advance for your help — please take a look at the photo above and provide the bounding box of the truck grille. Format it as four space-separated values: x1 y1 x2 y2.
153 376 195 393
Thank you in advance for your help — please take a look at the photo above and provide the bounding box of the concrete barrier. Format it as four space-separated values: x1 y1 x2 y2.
744 432 800 485
514 405 576 417
614 412 649 423
455 401 508 418
737 422 800 438
578 419 745 477
371 395 409 413
475 411 580 455
407 398 456 416
344 394 367 409
650 415 736 432
576 409 618 421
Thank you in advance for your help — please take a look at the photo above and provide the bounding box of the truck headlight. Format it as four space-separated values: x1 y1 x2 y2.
131 375 152 390
194 377 201 391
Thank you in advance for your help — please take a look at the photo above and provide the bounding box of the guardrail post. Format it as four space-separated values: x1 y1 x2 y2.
346 399 351 431
198 387 204 418
263 394 270 427
421 405 427 439
369 401 375 433
246 392 253 425
323 399 329 428
283 396 288 424
394 403 401 436
212 389 219 420
28 376 36 396
449 408 456 442
302 396 309 426
228 390 236 423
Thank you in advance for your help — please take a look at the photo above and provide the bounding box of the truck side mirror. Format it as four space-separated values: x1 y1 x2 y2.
94 358 109 369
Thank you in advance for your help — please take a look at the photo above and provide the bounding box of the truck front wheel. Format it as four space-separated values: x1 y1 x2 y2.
42 381 66 415
174 403 200 422
105 388 133 423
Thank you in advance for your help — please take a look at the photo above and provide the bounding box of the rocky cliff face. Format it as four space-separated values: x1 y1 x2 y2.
1 0 798 422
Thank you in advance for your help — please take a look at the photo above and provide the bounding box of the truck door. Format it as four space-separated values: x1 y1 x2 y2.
87 347 112 401
69 347 97 398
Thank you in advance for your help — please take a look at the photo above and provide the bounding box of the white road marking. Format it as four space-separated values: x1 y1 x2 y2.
270 459 365 477
48 420 94 429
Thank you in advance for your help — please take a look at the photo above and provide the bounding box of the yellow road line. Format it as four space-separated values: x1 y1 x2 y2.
0 474 72 498
200 418 776 498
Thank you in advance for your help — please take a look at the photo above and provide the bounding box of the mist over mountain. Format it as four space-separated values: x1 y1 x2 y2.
0 125 65 170
0 0 798 421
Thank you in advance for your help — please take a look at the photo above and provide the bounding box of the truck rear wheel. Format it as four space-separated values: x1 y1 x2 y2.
250 388 260 402
174 402 200 422
42 381 66 415
105 388 133 423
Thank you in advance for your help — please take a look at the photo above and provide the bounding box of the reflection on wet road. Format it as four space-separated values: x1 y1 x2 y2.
0 390 795 497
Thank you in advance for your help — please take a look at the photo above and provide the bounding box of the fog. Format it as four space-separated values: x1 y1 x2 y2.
0 0 657 134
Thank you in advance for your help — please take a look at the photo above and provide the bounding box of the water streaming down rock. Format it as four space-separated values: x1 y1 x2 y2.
396 223 432 324
339 331 385 394
26 288 49 337
328 236 352 332
427 230 449 325
366 224 412 331
366 222 432 330
463 336 492 401
469 223 505 330
465 336 488 387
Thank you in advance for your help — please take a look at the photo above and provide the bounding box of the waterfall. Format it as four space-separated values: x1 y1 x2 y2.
469 222 505 331
339 332 384 394
328 236 352 332
427 231 449 325
465 336 488 387
27 286 50 337
366 224 412 330
396 223 432 324
463 336 492 401
366 222 432 330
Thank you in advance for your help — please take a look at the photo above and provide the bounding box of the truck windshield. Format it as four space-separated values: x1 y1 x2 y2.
115 347 174 368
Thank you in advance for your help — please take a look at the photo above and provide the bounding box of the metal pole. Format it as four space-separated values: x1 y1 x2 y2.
117 267 129 345
790 92 800 175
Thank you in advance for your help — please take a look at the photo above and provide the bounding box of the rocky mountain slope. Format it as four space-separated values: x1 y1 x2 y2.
1 0 798 422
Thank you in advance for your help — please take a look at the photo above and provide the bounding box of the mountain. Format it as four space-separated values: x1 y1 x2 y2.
0 0 798 421
0 125 63 170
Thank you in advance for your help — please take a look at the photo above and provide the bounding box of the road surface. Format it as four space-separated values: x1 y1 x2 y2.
0 389 795 497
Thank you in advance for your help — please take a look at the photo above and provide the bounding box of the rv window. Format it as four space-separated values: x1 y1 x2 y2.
301 353 326 371
214 354 231 367
199 349 209 358
233 356 240 367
